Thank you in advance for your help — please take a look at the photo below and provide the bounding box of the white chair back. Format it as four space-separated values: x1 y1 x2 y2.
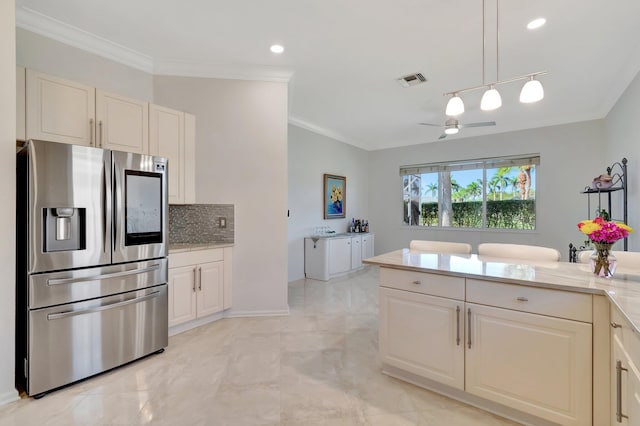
478 243 561 262
409 240 472 255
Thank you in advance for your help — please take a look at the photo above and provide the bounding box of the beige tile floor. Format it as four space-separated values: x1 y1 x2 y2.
0 267 520 426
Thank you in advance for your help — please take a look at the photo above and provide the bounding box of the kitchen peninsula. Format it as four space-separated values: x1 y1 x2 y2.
364 249 640 426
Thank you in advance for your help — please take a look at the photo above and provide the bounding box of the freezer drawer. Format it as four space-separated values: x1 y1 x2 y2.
25 284 168 396
29 258 168 309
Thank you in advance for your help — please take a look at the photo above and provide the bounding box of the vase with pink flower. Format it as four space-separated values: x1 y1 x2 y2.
577 216 634 277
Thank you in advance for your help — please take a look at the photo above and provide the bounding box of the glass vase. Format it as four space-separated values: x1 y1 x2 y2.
589 243 617 278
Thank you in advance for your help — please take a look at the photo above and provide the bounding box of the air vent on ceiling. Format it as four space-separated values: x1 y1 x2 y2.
397 72 427 88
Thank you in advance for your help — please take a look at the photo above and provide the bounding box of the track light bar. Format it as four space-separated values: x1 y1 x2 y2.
443 71 547 97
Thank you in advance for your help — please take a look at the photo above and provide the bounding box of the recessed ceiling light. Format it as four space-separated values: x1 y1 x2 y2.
270 44 284 54
527 18 546 30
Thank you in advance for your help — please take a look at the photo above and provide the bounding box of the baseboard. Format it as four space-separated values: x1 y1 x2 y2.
168 307 292 336
168 312 225 336
0 388 20 407
224 307 290 318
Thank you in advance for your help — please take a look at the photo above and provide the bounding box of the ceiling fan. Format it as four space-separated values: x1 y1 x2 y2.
420 118 496 139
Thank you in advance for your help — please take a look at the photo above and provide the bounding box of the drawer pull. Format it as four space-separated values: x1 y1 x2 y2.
611 322 622 329
456 305 461 346
516 297 529 302
616 360 629 422
412 280 421 285
467 308 472 349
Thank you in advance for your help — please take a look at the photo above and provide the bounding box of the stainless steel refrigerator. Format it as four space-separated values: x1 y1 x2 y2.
16 140 169 397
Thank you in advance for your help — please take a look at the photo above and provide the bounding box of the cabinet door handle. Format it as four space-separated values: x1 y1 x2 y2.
192 268 196 292
89 118 94 146
456 305 461 346
616 360 629 422
467 308 472 349
98 120 103 147
611 322 622 329
198 267 202 291
516 297 529 302
411 280 421 285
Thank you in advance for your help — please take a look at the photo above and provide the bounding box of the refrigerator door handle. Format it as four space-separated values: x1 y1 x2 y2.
47 290 161 320
47 264 161 286
102 158 107 254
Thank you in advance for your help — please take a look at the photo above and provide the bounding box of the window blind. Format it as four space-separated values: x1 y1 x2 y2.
399 154 540 176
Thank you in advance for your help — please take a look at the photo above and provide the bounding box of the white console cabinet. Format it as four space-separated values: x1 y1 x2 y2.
304 233 374 281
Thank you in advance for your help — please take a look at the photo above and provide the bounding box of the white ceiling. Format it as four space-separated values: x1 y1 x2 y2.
15 0 640 150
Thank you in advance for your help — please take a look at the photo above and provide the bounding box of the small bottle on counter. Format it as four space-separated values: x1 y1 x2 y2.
364 220 369 233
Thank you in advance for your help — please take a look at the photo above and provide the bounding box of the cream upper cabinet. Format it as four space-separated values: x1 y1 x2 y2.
150 105 195 204
465 302 592 426
183 113 196 204
26 69 95 146
379 287 465 390
95 90 149 153
17 67 26 141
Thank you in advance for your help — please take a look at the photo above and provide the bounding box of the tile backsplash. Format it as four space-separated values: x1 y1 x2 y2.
169 204 234 244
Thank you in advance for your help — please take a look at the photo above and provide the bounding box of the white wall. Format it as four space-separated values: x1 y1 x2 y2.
605 69 640 250
17 29 153 101
0 0 18 405
368 120 607 258
287 124 370 281
154 76 289 315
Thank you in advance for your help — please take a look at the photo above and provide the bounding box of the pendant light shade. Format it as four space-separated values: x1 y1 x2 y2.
519 76 544 103
480 85 502 111
445 94 465 116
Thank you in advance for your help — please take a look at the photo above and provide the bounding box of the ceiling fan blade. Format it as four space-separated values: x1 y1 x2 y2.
459 121 496 128
438 133 448 140
419 122 441 127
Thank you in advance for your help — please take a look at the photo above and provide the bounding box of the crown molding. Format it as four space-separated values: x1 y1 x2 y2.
16 6 295 83
288 116 368 150
154 60 294 83
16 7 154 73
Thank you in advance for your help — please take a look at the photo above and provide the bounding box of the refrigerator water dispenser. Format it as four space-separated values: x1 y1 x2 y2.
43 207 86 252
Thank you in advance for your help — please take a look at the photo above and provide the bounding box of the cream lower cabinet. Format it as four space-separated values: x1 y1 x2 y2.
168 248 231 328
351 236 362 269
379 269 594 426
611 307 640 425
466 303 592 426
362 233 374 259
379 287 464 389
328 237 352 275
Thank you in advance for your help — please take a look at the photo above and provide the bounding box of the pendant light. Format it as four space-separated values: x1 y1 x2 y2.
519 75 544 103
481 85 502 111
445 94 465 116
442 0 547 114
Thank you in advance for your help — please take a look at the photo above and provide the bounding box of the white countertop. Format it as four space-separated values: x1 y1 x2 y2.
168 242 234 253
364 249 640 333
307 232 373 239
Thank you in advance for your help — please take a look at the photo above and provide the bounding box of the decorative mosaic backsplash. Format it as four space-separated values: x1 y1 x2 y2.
168 204 234 244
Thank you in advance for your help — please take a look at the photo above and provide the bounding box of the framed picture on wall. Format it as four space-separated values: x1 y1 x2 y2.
323 174 346 219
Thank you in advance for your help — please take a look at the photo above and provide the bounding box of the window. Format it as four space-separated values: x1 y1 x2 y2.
401 155 538 230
